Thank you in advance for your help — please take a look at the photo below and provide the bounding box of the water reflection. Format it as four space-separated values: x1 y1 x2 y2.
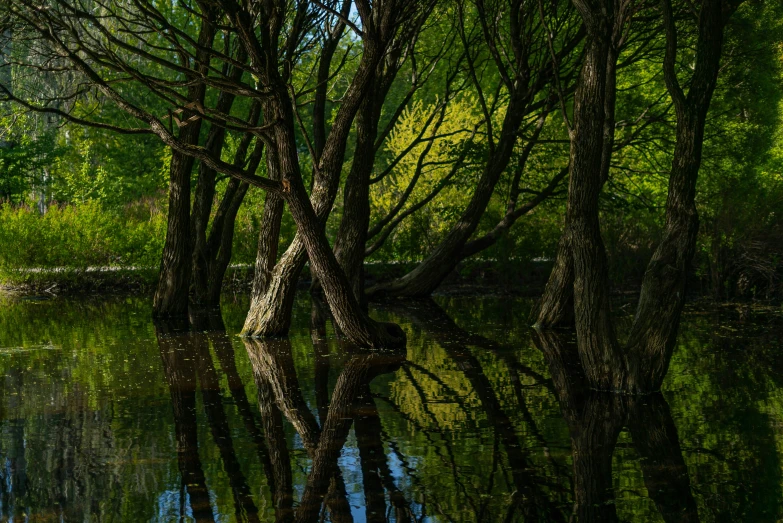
534 329 698 523
0 295 778 521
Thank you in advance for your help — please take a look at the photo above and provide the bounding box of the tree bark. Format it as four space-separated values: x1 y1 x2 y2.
332 91 377 304
152 15 216 318
535 20 619 331
624 0 726 392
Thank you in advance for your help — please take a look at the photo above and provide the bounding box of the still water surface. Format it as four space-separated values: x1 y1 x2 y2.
0 294 781 522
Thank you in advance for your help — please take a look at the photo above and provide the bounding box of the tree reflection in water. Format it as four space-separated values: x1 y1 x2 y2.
0 297 730 521
151 300 700 523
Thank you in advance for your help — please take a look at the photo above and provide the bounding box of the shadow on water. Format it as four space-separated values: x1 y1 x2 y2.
0 294 780 521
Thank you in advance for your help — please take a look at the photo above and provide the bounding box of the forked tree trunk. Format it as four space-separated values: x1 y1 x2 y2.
241 23 399 341
152 17 215 318
535 31 619 330
536 0 734 393
624 0 727 392
190 49 247 308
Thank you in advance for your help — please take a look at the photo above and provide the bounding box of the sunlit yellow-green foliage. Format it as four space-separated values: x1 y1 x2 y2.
369 97 485 257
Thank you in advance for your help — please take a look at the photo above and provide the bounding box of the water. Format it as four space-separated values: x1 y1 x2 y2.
0 294 780 522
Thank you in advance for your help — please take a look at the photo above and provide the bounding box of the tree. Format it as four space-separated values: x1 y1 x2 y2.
366 0 584 299
1 0 426 348
535 0 745 392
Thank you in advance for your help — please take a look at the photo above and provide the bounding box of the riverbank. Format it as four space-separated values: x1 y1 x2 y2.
0 259 555 297
2 258 777 303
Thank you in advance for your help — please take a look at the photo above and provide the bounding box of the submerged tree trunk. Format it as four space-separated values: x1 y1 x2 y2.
550 7 625 391
535 0 735 393
624 0 727 392
152 17 215 318
241 4 423 344
190 49 247 308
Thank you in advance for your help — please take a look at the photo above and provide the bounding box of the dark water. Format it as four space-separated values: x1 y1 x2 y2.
0 294 781 522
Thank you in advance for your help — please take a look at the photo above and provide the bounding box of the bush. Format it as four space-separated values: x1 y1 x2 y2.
0 199 166 279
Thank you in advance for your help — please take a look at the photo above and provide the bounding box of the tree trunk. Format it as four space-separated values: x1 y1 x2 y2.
242 33 402 345
204 179 250 304
332 90 377 304
535 0 733 394
152 18 215 318
190 50 247 308
624 0 726 392
532 0 629 391
535 32 619 331
365 89 531 299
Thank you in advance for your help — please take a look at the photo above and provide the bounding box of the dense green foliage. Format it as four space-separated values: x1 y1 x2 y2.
0 0 781 298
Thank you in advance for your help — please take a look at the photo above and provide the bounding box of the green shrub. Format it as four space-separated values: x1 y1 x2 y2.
0 199 166 279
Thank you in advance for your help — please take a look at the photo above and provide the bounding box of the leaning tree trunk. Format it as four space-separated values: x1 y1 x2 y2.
365 89 531 299
241 2 351 337
281 153 407 348
241 31 390 339
152 17 215 318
